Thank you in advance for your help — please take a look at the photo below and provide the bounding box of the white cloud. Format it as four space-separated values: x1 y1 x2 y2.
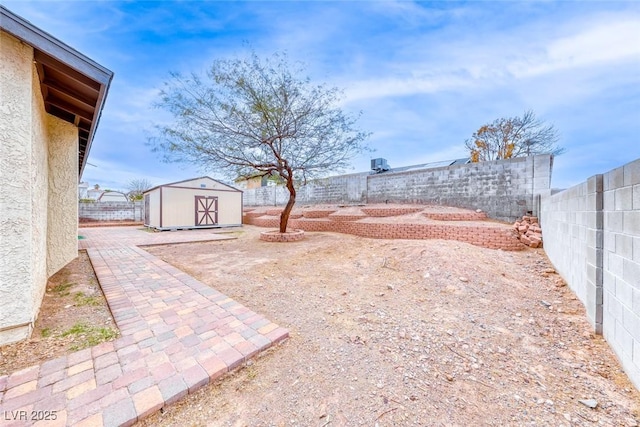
339 10 640 106
510 18 640 78
343 74 471 103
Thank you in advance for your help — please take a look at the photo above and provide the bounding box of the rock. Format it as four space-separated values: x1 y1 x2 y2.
578 399 598 409
476 209 483 213
387 284 395 290
459 277 469 283
318 403 327 419
625 417 638 427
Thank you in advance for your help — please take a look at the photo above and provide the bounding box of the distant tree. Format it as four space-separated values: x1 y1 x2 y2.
465 110 564 162
126 178 153 201
149 51 369 233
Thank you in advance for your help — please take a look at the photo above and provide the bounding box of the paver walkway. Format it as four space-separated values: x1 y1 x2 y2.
0 227 289 426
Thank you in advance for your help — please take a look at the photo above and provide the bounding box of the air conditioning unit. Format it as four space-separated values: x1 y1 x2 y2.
371 158 390 173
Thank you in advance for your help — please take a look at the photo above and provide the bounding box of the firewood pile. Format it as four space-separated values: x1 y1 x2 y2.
513 215 543 248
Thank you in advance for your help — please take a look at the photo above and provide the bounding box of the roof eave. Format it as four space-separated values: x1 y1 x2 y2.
0 6 114 179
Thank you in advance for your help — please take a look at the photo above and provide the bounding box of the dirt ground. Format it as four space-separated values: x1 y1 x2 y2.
137 226 640 427
2 226 637 426
0 251 119 376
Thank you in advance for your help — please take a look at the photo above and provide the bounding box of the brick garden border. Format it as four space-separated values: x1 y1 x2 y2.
259 229 305 242
244 207 524 251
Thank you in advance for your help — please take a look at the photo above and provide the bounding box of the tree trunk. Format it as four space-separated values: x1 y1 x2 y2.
279 177 296 233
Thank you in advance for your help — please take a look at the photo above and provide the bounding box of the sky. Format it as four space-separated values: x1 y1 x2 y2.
4 0 640 191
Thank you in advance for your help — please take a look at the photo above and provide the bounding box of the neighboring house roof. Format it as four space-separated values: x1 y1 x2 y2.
0 6 114 177
379 158 471 174
234 172 283 189
234 170 280 181
97 191 128 202
144 176 241 194
86 188 102 198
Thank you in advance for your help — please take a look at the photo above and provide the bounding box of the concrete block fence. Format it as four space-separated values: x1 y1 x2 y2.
79 201 144 223
541 158 640 390
243 154 553 222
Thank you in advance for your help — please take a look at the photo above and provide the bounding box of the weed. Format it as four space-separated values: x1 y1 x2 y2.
41 328 52 338
73 291 100 306
51 282 73 296
245 364 258 379
61 322 118 350
61 322 91 337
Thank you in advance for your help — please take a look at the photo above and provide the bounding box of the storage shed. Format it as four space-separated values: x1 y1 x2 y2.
143 176 243 230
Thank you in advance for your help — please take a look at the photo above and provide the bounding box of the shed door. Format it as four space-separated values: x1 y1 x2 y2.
144 194 150 225
195 196 218 226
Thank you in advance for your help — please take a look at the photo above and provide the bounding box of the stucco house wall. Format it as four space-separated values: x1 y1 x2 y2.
0 7 112 345
0 31 77 343
1 31 36 343
47 114 79 277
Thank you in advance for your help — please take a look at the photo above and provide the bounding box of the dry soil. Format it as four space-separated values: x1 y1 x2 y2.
136 226 640 427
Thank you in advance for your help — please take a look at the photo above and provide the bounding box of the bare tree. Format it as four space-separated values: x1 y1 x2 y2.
149 51 369 233
126 178 153 201
465 110 564 162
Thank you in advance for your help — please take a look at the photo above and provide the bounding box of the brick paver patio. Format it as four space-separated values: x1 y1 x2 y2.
0 227 288 426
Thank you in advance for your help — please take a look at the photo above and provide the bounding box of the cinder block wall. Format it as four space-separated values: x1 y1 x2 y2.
78 201 144 222
540 177 603 329
366 155 552 221
603 161 640 390
243 154 553 222
541 158 640 390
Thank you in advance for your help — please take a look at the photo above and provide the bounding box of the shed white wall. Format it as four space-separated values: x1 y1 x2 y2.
160 186 242 227
144 189 161 227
